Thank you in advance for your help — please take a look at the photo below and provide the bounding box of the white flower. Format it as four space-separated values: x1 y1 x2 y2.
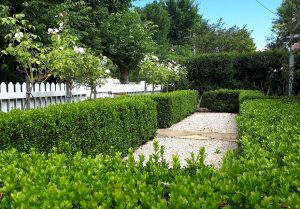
171 48 175 52
59 13 64 17
48 28 54 34
59 22 64 31
152 55 159 62
105 69 111 74
74 46 85 54
14 32 24 41
48 28 60 35
59 46 64 50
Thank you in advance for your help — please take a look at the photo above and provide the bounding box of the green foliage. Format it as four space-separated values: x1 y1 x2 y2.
186 50 300 95
0 98 300 208
194 19 256 53
0 97 157 156
239 90 265 104
270 0 300 47
163 0 200 45
149 90 199 128
0 13 48 83
201 89 264 113
140 1 171 44
201 89 241 113
226 98 300 207
101 10 155 83
138 54 187 87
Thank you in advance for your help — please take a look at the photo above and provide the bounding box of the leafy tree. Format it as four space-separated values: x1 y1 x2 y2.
162 0 201 45
193 19 256 53
1 13 48 109
140 1 171 44
270 0 300 48
85 0 133 13
101 11 155 84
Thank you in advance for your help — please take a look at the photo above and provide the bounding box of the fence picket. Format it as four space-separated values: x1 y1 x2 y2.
0 80 161 112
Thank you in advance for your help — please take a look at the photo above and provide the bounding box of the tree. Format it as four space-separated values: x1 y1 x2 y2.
139 54 186 92
1 13 48 109
162 0 201 45
270 0 300 47
101 11 155 84
140 1 171 44
85 0 133 13
193 19 256 53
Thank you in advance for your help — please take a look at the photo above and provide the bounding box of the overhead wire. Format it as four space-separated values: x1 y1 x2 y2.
254 0 279 17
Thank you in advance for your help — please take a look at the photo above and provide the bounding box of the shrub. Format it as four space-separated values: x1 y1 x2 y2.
221 98 300 207
201 89 240 113
201 89 265 113
186 50 300 95
149 90 199 128
0 97 157 156
239 90 265 104
0 98 299 208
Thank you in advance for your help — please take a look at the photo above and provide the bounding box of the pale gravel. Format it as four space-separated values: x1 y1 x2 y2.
169 113 237 133
132 113 238 169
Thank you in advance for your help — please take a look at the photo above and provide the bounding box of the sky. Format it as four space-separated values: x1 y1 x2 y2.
133 0 283 49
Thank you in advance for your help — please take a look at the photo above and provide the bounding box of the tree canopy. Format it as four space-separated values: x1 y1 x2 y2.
1 0 256 83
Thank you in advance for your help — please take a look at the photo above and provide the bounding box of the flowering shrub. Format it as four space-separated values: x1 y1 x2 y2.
0 13 49 108
44 13 114 99
139 54 186 89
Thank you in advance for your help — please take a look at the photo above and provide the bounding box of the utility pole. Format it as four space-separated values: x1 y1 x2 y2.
287 21 300 96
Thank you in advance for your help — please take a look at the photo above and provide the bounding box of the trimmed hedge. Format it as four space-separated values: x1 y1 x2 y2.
0 97 157 156
149 90 199 128
201 89 264 113
201 89 240 113
239 89 266 104
0 98 299 208
186 50 300 95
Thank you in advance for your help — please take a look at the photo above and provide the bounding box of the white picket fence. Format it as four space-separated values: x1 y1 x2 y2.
0 79 161 112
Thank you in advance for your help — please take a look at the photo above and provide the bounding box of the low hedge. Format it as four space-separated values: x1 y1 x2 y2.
0 97 157 156
0 98 299 208
223 98 300 207
201 89 240 113
201 89 264 113
149 90 199 128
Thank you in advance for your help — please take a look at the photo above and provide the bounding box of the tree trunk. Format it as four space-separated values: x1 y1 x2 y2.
66 80 72 103
24 75 31 110
93 87 97 99
152 83 155 94
119 64 129 84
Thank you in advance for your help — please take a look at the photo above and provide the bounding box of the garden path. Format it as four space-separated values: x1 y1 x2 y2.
132 112 238 169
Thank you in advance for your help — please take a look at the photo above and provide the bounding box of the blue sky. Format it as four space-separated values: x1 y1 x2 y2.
133 0 283 48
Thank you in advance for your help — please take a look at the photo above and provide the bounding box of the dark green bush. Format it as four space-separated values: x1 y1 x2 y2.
0 97 157 156
186 50 300 95
201 89 265 113
201 89 240 113
0 98 299 208
149 90 199 128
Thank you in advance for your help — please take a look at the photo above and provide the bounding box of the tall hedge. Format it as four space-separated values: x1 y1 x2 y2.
0 97 157 156
186 50 300 95
149 90 199 128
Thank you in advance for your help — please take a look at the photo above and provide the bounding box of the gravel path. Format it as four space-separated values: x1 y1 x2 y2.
132 113 238 169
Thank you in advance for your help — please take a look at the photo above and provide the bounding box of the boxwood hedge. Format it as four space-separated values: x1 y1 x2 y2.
201 89 264 113
0 98 299 208
149 90 199 128
0 97 157 156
